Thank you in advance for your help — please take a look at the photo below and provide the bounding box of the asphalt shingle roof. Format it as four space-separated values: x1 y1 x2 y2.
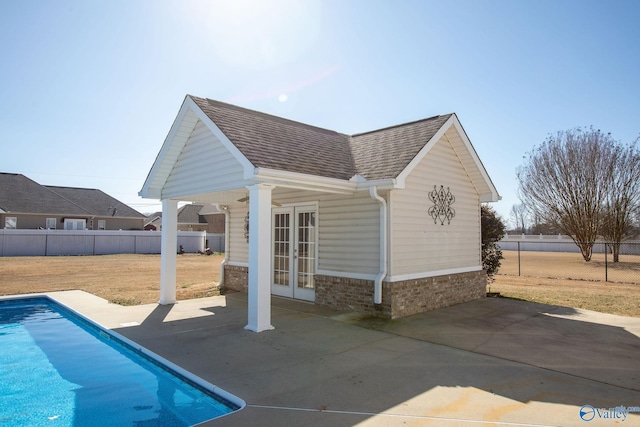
46 186 145 218
350 115 453 180
0 173 87 215
0 173 144 218
190 96 452 181
177 204 206 224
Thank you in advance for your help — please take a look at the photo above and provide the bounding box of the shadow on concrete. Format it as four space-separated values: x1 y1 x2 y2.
346 298 640 392
113 295 640 426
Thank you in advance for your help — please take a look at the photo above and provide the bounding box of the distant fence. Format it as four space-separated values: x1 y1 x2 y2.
498 235 640 284
0 230 225 257
499 234 640 254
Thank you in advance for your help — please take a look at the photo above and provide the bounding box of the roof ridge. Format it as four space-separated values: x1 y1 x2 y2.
350 113 453 138
190 95 350 137
45 186 94 215
45 185 99 191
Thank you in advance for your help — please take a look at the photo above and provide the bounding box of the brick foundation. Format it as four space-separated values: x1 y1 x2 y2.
223 264 248 292
224 265 486 319
316 270 486 318
386 270 487 318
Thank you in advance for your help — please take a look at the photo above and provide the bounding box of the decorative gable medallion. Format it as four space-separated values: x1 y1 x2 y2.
428 185 456 225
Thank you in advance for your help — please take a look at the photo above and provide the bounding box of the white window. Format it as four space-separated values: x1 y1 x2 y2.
5 217 17 229
98 220 106 230
46 218 57 229
64 219 86 230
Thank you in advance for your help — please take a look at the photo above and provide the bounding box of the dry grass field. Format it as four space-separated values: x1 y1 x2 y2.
0 254 224 305
493 250 640 317
1 252 638 318
499 249 640 283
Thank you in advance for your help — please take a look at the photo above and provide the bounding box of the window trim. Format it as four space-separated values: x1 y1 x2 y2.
4 217 17 229
46 218 57 230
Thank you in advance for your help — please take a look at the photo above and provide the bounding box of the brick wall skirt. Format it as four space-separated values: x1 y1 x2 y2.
224 265 486 319
316 270 487 318
223 265 248 292
386 270 487 318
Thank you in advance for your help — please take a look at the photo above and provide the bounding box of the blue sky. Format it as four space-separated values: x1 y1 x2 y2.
1 0 639 224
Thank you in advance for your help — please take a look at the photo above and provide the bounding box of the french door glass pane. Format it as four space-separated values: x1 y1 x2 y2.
273 213 290 286
297 212 315 290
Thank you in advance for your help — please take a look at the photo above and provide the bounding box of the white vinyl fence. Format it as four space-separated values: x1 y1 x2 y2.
499 234 640 255
0 230 225 257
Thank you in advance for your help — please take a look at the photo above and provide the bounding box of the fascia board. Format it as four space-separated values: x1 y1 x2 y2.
395 114 500 203
356 178 398 191
451 117 501 202
395 115 456 185
480 193 501 202
139 96 257 200
254 168 357 194
184 96 256 179
139 97 196 199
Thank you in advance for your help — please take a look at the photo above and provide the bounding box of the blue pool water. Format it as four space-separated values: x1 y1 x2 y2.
0 297 241 426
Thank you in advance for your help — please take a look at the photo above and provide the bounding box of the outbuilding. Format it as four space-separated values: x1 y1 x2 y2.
140 95 500 332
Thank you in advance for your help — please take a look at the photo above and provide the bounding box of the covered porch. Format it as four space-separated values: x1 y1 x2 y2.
152 175 375 332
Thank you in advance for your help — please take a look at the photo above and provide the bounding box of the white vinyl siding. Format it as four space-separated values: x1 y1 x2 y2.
162 120 246 200
317 194 380 274
227 205 249 265
226 188 381 275
390 133 481 278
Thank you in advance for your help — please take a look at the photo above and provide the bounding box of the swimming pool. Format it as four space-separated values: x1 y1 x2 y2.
0 296 243 426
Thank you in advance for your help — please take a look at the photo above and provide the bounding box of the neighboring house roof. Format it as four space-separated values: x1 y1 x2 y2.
0 172 144 218
177 204 207 224
145 204 222 227
0 173 88 215
45 186 145 218
141 96 500 202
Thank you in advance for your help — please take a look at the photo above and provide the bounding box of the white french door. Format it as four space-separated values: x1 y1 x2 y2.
271 206 317 301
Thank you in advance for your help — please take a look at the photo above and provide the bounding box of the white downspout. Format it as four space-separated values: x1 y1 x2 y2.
216 204 230 287
369 186 387 305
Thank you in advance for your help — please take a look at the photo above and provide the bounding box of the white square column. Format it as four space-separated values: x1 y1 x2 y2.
245 183 275 332
160 199 178 305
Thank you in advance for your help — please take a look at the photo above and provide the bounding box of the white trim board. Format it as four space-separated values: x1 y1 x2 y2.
387 266 483 283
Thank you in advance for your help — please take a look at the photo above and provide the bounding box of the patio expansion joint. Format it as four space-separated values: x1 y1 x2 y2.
243 403 559 427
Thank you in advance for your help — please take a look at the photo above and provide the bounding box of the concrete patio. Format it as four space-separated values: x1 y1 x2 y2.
49 291 640 426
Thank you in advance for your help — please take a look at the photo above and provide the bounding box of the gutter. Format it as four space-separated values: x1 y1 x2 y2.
216 204 230 287
369 186 387 305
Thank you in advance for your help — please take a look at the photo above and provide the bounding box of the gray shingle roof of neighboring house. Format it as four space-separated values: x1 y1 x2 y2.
177 204 207 224
190 96 453 181
0 172 144 218
0 173 88 214
45 186 145 218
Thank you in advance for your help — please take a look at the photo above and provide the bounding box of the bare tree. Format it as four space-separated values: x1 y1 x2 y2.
600 141 640 261
509 203 529 234
517 127 617 261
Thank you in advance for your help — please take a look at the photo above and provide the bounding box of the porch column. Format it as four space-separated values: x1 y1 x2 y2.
160 199 178 305
245 183 274 332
